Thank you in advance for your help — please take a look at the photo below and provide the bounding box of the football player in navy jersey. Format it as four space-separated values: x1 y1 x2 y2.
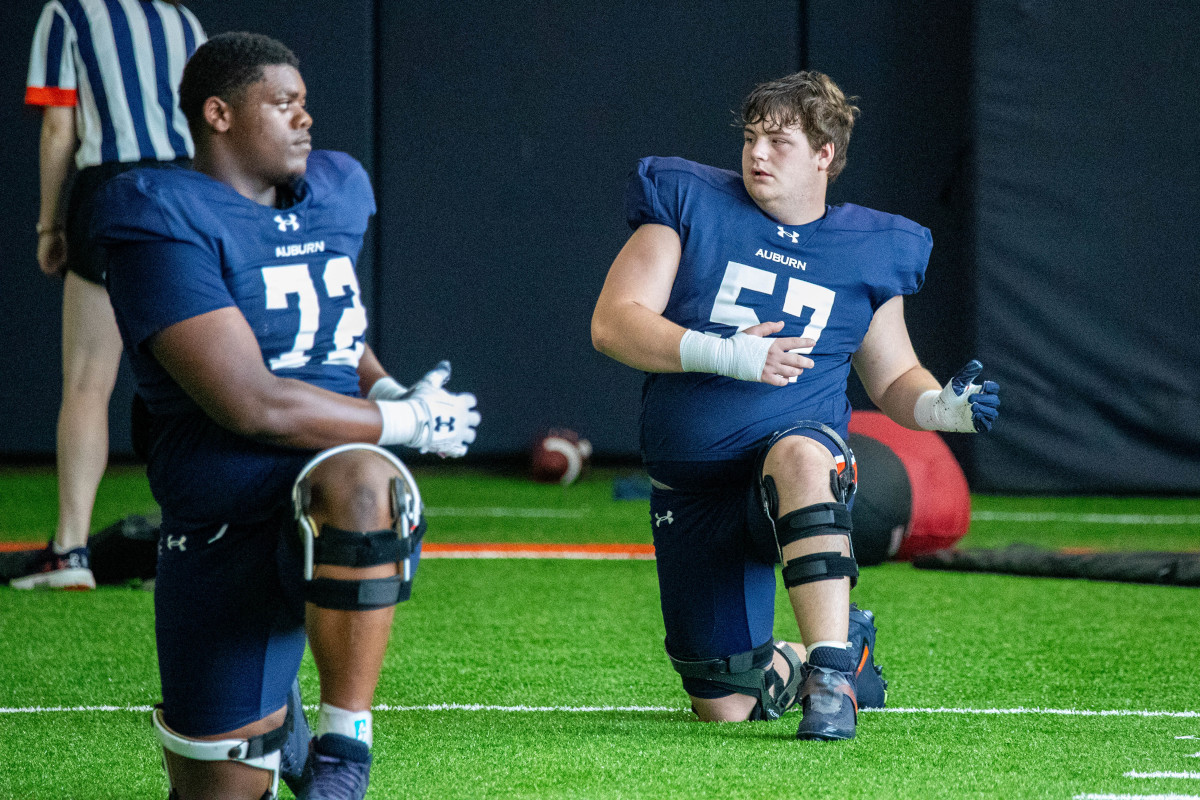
592 71 999 740
93 33 479 800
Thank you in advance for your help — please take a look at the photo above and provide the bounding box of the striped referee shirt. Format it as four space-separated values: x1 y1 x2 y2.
26 0 206 169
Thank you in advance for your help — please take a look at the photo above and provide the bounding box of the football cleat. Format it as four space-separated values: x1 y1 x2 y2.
281 680 313 797
306 733 372 800
794 666 857 741
849 604 888 709
9 541 95 590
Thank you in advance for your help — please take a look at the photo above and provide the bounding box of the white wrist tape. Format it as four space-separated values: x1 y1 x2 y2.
368 376 407 401
913 390 941 430
913 386 978 433
679 329 773 383
376 399 421 446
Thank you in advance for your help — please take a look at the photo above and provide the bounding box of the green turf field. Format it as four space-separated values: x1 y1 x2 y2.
1 465 1198 799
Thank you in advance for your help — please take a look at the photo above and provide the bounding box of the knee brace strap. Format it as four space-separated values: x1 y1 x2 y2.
153 705 290 798
666 639 802 721
782 551 859 589
776 502 852 549
314 525 417 568
304 522 425 611
306 575 409 610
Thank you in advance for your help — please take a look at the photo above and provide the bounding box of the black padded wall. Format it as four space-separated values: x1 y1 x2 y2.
972 1 1200 492
374 1 799 455
2 2 72 457
805 1 976 467
8 1 1192 495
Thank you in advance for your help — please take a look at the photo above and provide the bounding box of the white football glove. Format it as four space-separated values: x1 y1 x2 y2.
367 375 408 401
913 360 1001 433
404 361 480 458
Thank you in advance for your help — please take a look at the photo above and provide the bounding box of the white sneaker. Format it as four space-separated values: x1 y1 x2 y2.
9 543 96 590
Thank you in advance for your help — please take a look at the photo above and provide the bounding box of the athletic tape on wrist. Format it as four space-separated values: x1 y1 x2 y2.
913 389 941 430
376 400 420 446
680 329 772 382
368 376 407 401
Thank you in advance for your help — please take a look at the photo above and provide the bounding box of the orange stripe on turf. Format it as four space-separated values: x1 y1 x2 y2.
423 543 655 560
0 542 41 552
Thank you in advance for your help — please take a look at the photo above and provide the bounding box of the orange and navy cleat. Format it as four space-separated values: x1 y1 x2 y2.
850 604 888 709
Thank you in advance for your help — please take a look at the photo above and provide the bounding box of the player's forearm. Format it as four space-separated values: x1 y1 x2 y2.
38 108 76 230
221 376 386 450
591 299 686 373
356 343 391 397
871 365 941 430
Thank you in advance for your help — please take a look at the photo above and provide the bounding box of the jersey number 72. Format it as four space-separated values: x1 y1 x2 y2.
261 255 367 371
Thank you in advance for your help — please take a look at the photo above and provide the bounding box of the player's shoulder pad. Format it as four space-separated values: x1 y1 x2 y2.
827 204 933 295
636 156 743 198
303 150 376 215
825 203 930 239
627 156 742 230
827 204 932 259
91 164 211 245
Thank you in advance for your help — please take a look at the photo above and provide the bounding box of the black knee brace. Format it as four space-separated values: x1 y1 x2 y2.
666 639 803 721
293 444 424 611
305 519 424 610
777 502 858 589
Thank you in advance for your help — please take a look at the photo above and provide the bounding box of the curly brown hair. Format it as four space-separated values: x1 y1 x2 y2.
740 71 860 182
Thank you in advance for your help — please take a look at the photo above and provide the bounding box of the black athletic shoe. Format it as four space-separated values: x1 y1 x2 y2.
849 604 888 709
307 733 372 800
281 680 313 796
794 666 858 741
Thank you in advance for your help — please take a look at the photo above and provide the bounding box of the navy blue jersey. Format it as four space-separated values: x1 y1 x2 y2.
627 156 931 463
94 150 375 524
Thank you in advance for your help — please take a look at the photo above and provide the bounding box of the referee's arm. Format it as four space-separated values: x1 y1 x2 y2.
36 105 76 277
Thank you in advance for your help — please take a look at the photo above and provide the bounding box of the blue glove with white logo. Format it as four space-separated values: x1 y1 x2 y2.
914 360 1000 433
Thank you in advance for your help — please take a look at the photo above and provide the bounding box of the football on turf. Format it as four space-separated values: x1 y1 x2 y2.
530 429 592 485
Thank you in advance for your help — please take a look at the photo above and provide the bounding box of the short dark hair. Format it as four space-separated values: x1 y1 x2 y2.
180 32 299 132
740 71 860 182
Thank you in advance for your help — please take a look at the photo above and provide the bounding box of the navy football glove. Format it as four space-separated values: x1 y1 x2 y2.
914 360 1000 433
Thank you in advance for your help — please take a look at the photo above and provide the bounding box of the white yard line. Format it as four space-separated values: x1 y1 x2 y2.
429 507 1200 525
1075 795 1200 800
972 511 1200 526
1125 773 1200 780
3 703 1198 717
873 707 1200 718
428 508 1200 525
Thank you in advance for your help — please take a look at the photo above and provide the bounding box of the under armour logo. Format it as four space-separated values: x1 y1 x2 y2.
433 416 455 432
655 511 674 527
777 225 800 244
274 213 300 232
166 535 187 551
